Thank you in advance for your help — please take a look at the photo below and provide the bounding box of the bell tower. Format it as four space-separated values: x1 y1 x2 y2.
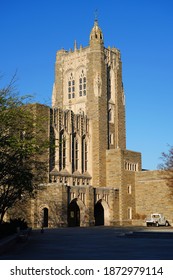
51 20 126 187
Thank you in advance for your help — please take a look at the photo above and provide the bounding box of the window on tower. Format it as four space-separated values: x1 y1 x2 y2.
108 104 114 123
109 133 114 145
75 139 79 170
82 136 88 173
108 108 112 122
79 70 87 97
72 134 79 173
59 130 66 170
68 73 75 99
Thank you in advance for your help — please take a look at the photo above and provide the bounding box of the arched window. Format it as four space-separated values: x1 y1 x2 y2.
68 73 75 99
79 70 86 97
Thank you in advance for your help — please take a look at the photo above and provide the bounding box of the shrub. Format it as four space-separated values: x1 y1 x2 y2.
0 218 28 238
10 218 28 230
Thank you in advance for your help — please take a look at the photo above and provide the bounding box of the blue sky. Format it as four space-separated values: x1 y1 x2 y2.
0 0 173 170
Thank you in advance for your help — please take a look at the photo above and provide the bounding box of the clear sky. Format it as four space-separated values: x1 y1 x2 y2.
0 0 173 170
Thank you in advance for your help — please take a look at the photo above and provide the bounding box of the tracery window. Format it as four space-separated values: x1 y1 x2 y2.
79 70 86 97
68 73 75 99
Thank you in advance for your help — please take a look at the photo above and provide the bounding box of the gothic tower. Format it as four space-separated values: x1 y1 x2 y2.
51 20 126 188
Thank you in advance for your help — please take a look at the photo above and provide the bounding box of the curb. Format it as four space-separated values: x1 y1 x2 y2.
119 231 173 239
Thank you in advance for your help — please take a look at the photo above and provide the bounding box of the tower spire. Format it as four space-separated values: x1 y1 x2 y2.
74 40 77 51
94 9 98 22
89 11 104 46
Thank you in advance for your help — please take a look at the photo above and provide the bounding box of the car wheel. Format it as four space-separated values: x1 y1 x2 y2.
155 222 159 227
165 221 169 227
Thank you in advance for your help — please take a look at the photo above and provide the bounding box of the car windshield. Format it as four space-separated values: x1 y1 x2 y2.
152 215 160 218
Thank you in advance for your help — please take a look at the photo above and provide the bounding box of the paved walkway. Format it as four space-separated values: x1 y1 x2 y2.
1 226 173 260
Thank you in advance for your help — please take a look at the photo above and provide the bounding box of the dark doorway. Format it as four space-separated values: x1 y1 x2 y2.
43 208 48 227
68 199 80 227
94 201 104 226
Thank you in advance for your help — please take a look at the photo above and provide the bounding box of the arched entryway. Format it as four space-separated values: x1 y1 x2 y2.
68 199 80 227
43 207 48 227
94 200 104 226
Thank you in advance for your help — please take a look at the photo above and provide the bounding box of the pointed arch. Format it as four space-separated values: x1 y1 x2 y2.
94 199 110 226
94 201 104 226
39 205 49 228
68 198 87 227
68 199 80 227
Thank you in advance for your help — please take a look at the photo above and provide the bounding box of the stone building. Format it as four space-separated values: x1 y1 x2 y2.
10 20 173 227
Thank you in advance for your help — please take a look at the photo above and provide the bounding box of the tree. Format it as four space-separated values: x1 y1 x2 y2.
159 145 173 191
0 77 50 224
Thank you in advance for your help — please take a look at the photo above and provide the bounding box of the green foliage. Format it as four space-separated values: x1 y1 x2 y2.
0 76 49 223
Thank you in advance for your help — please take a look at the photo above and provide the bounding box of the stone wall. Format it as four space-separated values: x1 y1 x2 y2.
106 148 142 225
135 170 173 225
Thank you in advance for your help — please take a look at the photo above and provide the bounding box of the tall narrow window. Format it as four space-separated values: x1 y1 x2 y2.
64 111 68 128
127 207 132 220
59 131 66 170
72 134 79 172
108 108 112 122
79 70 86 97
109 133 114 145
62 137 66 169
127 184 132 194
85 141 88 171
68 73 75 99
72 134 74 173
82 136 88 173
86 118 89 133
75 140 79 170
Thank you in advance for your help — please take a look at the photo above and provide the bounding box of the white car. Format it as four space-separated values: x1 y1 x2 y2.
146 213 169 227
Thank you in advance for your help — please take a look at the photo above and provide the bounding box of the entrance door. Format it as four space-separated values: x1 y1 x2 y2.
68 200 80 227
43 207 48 227
94 201 104 226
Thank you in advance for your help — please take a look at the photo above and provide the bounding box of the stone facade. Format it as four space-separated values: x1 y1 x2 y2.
135 171 173 225
9 20 173 227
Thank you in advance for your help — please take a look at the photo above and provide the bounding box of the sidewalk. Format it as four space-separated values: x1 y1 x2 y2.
0 228 32 255
0 234 18 255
